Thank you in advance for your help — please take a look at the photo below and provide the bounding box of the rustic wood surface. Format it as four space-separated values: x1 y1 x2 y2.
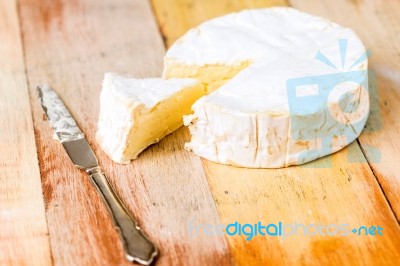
0 0 52 265
0 0 399 265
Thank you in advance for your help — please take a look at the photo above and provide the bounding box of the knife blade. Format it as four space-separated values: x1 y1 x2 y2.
37 85 158 265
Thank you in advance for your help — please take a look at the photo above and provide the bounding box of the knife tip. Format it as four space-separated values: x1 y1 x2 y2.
37 85 43 98
37 84 53 100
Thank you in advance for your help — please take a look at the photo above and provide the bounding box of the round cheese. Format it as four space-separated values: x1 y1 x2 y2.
164 7 369 168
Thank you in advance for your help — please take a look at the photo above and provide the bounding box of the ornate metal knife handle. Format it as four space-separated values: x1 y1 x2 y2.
87 167 158 265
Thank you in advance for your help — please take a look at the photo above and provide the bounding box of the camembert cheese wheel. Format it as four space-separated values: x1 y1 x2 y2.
164 7 369 168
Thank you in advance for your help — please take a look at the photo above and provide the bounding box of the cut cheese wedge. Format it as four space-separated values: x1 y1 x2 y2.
164 7 369 168
96 73 204 163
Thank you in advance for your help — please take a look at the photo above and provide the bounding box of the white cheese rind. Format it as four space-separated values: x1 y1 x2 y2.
164 7 362 67
169 7 369 168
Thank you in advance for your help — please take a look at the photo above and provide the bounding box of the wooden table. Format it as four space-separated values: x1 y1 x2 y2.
1 0 400 265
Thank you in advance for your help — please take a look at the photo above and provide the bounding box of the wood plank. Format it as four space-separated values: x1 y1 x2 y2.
206 143 400 265
291 0 400 224
0 0 52 265
151 0 400 265
18 0 230 265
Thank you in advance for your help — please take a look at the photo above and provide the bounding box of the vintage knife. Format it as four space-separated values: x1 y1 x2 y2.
37 85 158 265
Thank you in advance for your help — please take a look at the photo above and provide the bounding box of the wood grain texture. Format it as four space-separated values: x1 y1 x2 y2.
151 0 288 47
206 143 400 265
0 0 52 265
18 0 229 265
291 0 400 224
2 0 398 265
151 0 400 265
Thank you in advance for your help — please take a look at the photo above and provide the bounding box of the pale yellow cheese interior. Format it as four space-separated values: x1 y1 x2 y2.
121 82 205 160
163 60 251 93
